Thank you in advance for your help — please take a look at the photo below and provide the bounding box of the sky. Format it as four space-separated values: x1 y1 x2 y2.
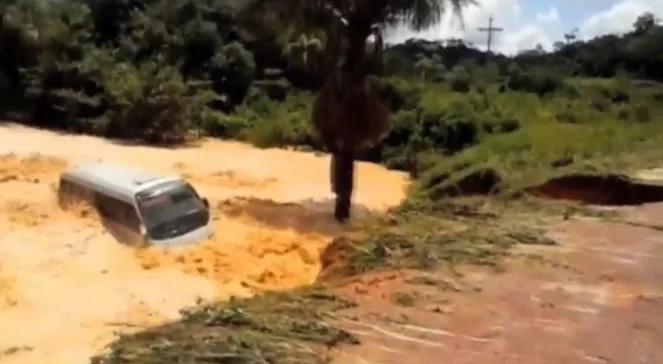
387 0 663 54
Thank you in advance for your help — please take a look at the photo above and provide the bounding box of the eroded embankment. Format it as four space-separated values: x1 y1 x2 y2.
528 174 663 205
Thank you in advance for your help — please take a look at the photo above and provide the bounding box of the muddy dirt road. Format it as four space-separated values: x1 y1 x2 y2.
0 123 409 364
331 204 663 364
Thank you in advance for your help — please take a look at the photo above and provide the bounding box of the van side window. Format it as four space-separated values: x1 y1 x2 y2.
60 179 92 202
95 194 141 232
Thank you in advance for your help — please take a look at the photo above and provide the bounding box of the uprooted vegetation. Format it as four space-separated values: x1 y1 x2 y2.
345 195 611 275
91 288 358 364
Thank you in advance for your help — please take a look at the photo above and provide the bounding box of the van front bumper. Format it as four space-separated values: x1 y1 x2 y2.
149 223 214 247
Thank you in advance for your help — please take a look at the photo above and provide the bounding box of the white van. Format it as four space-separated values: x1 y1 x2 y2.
58 162 214 247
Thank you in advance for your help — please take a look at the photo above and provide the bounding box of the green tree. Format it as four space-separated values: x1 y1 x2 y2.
634 12 656 35
242 0 474 221
210 41 256 108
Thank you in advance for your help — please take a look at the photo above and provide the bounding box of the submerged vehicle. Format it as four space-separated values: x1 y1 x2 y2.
58 162 213 246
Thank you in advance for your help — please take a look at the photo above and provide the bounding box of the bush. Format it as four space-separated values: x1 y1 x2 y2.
205 114 250 138
600 87 630 104
384 109 419 146
449 66 471 93
422 101 479 153
370 77 422 112
493 118 520 133
102 61 213 144
560 83 581 98
556 110 580 124
482 118 521 134
379 89 486 172
631 104 651 123
507 66 562 96
226 92 315 148
252 78 292 101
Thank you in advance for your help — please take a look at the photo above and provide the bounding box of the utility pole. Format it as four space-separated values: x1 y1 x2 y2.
478 16 503 53
564 28 579 44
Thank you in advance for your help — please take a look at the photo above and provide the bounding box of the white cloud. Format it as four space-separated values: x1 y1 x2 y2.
386 0 663 55
580 0 663 39
536 7 560 23
386 0 561 55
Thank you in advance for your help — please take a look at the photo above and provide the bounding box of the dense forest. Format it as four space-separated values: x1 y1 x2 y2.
1 1 662 182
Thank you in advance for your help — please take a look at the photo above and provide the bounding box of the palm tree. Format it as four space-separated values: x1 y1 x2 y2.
241 0 474 222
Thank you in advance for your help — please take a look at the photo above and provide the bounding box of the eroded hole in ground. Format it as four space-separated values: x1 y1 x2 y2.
528 174 663 205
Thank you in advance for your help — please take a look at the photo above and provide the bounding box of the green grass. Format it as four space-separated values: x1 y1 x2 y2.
348 196 570 273
409 77 663 194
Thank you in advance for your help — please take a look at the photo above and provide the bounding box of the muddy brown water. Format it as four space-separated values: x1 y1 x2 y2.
0 123 408 364
2 122 662 364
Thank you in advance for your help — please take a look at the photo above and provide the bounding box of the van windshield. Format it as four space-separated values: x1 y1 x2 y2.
136 182 209 240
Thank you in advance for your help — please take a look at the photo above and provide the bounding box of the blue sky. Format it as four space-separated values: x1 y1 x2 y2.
388 0 663 54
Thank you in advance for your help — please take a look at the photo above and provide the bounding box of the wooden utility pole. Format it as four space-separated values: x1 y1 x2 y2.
478 16 503 53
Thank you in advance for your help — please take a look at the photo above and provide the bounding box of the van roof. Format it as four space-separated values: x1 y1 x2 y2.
61 162 183 203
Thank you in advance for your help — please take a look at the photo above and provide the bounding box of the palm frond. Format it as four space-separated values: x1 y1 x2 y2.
240 0 476 32
384 0 477 31
239 0 343 33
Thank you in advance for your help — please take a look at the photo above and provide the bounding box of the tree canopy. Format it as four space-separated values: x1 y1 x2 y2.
1 1 662 146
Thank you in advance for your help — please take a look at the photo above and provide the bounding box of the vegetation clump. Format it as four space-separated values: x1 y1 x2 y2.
92 288 358 364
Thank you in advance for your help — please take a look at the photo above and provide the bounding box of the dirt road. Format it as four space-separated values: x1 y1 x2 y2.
331 203 663 364
0 123 409 364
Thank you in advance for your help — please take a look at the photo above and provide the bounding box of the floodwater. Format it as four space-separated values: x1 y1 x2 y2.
0 123 409 364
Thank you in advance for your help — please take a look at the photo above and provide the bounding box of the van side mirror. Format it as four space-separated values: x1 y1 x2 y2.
202 198 209 209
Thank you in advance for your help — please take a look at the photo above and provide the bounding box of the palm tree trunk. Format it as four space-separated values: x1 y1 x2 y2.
330 151 354 222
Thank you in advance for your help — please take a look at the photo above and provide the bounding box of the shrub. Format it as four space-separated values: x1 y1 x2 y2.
631 104 651 123
243 112 312 148
383 109 419 146
591 97 612 112
101 61 212 144
205 114 250 138
418 110 478 153
560 83 581 98
507 66 562 96
556 110 580 124
370 77 422 112
382 146 417 171
231 92 314 148
449 66 471 93
496 118 521 133
252 78 292 101
600 85 630 104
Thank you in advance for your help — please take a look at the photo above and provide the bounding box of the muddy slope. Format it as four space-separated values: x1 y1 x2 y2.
330 203 663 364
